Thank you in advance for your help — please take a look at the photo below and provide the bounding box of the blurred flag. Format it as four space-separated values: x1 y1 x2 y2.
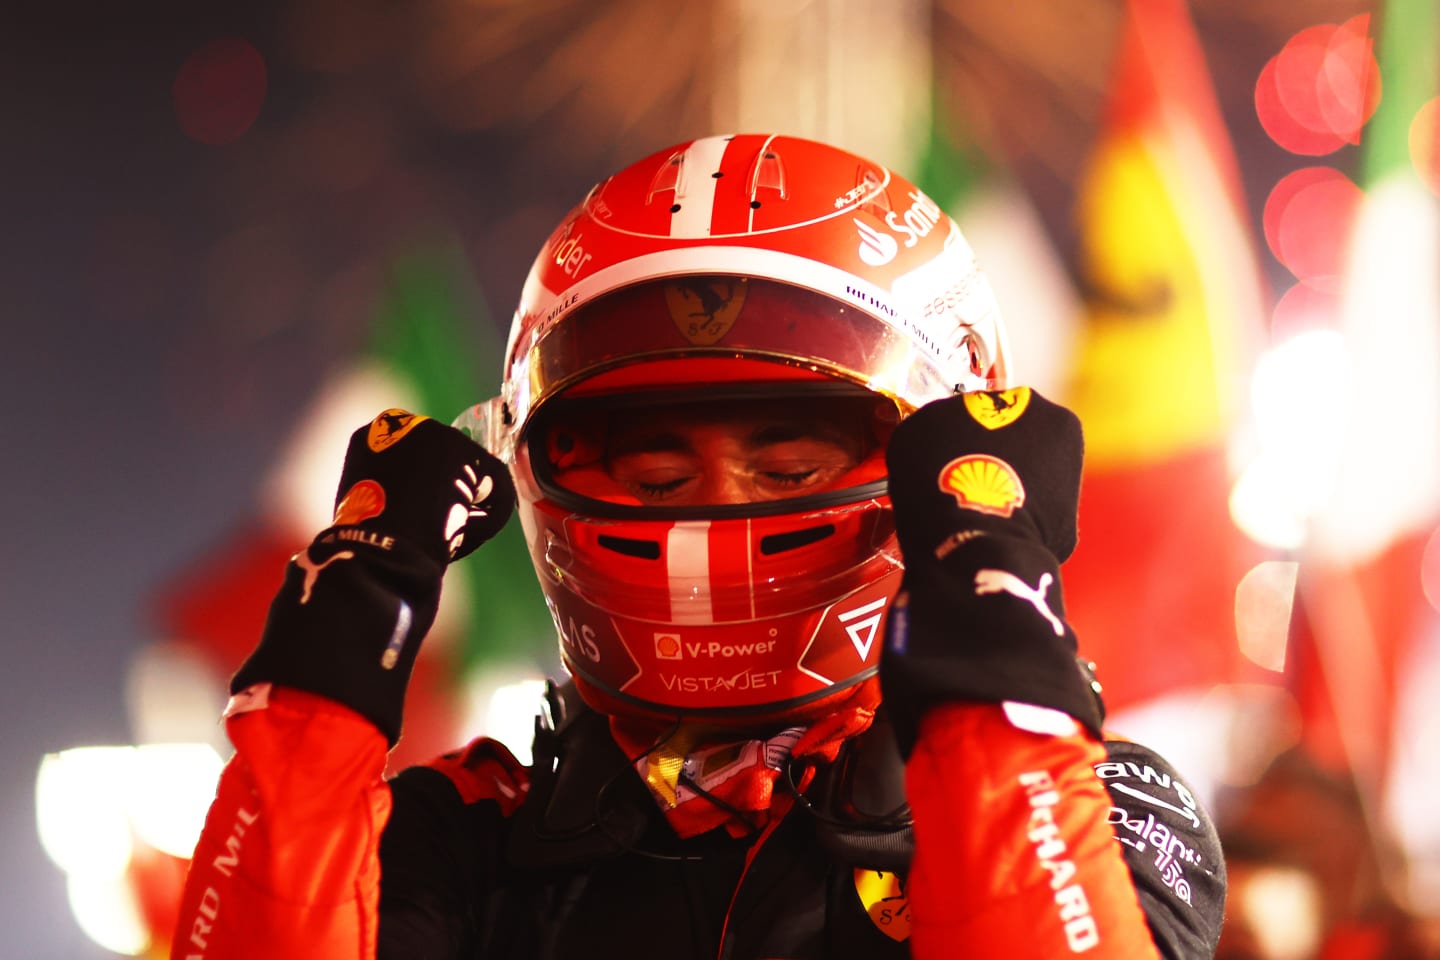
1059 0 1272 713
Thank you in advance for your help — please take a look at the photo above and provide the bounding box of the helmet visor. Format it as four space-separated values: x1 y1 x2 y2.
507 275 992 435
528 385 895 519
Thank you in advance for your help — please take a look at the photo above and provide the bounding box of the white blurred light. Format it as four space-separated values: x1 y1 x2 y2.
486 679 550 766
1318 177 1440 560
128 743 226 858
1229 456 1310 551
38 742 225 953
65 871 150 956
36 748 136 879
1230 329 1351 549
459 667 549 765
1239 866 1323 960
1234 560 1299 672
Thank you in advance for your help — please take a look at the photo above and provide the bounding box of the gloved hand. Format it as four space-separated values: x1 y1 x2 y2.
231 409 515 743
879 387 1103 755
326 409 515 567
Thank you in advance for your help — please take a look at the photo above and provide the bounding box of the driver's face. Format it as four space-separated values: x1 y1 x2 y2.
604 410 865 506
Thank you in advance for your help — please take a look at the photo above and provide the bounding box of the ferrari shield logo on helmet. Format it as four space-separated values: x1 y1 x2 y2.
665 278 747 345
962 387 1031 430
937 454 1026 517
367 408 428 452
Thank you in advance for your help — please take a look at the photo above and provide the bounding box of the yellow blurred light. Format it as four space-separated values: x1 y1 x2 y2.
65 871 150 957
1234 560 1299 672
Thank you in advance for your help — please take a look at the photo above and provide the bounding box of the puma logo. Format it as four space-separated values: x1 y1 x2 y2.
973 569 1064 636
294 548 356 604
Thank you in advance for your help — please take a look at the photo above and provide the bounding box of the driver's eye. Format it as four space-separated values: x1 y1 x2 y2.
761 468 818 487
634 476 693 500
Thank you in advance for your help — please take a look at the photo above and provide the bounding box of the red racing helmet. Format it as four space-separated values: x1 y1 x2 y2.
456 134 1010 728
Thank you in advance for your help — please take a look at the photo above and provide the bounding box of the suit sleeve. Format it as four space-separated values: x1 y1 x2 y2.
902 703 1225 959
169 686 392 960
169 686 528 960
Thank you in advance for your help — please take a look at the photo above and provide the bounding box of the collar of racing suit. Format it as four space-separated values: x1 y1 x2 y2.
505 680 914 874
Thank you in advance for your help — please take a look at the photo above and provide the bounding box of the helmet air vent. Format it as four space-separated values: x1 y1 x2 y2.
759 524 835 555
597 534 662 560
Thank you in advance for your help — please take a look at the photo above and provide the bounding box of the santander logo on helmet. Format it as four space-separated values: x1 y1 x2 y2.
855 218 898 267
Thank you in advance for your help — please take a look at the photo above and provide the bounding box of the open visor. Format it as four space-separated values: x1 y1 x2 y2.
504 275 996 441
526 385 896 521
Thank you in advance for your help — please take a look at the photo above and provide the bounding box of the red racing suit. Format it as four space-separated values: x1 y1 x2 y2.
171 681 1224 958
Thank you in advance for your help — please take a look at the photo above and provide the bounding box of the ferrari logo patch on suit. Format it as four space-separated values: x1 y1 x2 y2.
962 386 1032 430
665 278 747 345
366 408 429 452
936 454 1026 517
853 869 910 942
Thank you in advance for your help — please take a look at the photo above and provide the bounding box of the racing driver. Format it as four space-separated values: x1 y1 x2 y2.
172 134 1226 959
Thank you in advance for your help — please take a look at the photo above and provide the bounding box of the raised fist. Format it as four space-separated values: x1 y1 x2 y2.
329 409 515 568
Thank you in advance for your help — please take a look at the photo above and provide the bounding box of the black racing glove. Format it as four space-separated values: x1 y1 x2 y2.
231 409 515 744
879 387 1103 756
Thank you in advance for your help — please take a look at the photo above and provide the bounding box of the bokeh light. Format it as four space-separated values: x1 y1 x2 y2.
1234 560 1299 672
172 37 268 146
1423 524 1440 613
1229 329 1351 550
1269 281 1341 343
1255 16 1380 156
1411 96 1440 195
37 745 225 954
65 872 150 957
1262 166 1363 287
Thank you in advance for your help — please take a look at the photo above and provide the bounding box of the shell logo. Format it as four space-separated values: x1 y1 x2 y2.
334 479 386 525
937 455 1025 517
